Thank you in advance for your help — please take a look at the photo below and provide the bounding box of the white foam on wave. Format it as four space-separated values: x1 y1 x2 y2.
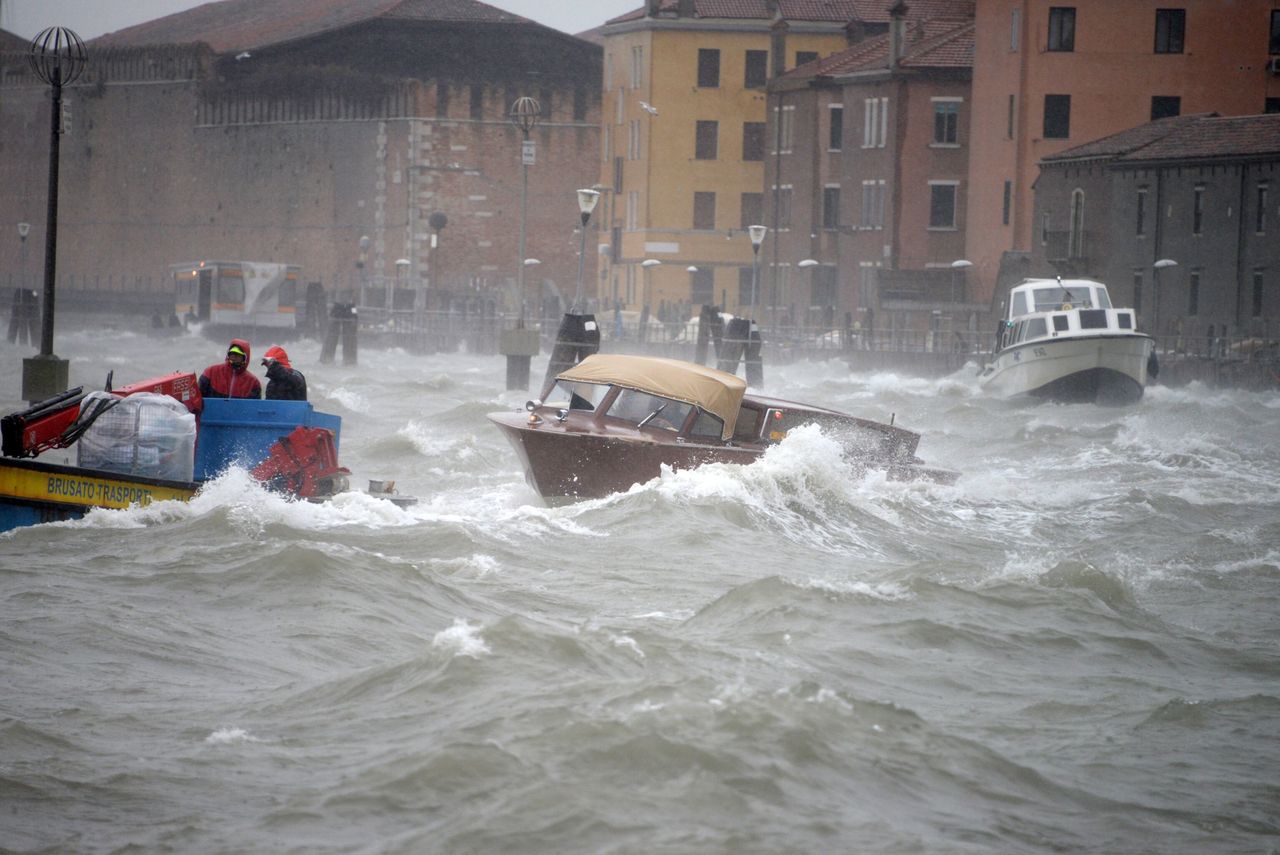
788 576 913 601
324 386 371 414
204 726 261 745
431 618 491 658
398 420 481 462
58 466 421 534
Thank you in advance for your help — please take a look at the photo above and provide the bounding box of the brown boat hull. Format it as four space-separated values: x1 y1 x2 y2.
488 412 954 501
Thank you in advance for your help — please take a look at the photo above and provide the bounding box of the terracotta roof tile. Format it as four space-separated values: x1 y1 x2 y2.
1122 113 1280 162
1042 113 1211 162
93 0 537 54
609 0 972 25
784 18 971 78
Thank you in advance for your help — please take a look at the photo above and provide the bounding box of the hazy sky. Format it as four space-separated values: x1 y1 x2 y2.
2 0 640 40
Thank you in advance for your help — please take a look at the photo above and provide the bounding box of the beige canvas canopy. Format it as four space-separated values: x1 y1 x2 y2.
557 354 747 439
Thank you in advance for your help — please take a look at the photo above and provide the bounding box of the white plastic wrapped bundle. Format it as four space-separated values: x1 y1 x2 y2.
76 392 197 481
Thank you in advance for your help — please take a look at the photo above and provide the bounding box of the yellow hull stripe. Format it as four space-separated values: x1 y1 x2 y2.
0 463 197 511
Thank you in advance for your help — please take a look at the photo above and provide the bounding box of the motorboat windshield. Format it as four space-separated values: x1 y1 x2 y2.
1010 281 1114 317
545 379 609 412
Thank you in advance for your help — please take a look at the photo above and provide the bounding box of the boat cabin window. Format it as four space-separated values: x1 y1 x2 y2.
1011 291 1030 316
733 406 763 442
1116 312 1133 330
1095 288 1112 309
688 409 726 440
1052 314 1069 332
547 380 608 411
1078 309 1108 330
609 388 692 432
1032 286 1093 312
1013 320 1027 343
1025 317 1048 340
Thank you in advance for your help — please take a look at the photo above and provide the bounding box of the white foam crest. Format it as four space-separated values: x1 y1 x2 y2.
788 576 914 601
204 726 261 745
608 633 646 659
431 618 491 658
402 488 607 541
398 420 481 461
428 553 503 577
324 386 371 414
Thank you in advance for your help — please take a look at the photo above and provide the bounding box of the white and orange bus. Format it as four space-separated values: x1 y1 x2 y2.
172 261 301 331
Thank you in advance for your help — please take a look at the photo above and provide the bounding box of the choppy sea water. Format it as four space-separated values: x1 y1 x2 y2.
2 325 1278 854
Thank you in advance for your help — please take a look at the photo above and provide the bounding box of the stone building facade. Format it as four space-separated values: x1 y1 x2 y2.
0 0 601 313
1031 113 1280 344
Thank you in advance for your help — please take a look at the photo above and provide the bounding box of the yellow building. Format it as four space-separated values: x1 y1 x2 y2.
598 1 875 320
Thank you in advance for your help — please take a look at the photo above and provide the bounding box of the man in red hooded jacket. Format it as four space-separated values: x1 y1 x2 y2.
198 339 262 401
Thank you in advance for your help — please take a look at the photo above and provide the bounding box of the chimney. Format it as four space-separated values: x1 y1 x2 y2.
647 0 662 17
678 0 695 16
889 0 908 68
771 19 789 78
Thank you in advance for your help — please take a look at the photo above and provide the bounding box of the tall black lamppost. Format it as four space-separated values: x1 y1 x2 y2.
1153 258 1177 345
572 188 601 311
22 27 86 403
747 224 767 319
509 96 540 323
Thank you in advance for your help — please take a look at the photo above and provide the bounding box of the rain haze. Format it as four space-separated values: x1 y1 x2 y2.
1 0 638 39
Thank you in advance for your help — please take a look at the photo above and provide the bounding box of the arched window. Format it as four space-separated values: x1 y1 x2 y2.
1069 189 1085 258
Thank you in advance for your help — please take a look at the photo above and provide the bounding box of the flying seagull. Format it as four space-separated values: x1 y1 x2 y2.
639 101 658 116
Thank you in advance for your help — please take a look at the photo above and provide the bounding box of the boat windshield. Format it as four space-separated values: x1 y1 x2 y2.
608 388 693 432
1032 286 1095 312
546 380 608 411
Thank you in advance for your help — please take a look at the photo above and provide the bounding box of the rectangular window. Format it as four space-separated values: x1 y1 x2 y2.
695 120 718 160
861 180 886 228
1257 183 1269 234
1042 212 1050 244
740 192 763 229
822 186 841 229
1002 180 1012 226
1151 95 1181 120
828 106 843 151
1007 94 1016 138
1047 7 1076 51
932 100 959 144
574 88 587 121
697 48 720 88
1010 8 1020 51
631 46 644 88
775 105 794 152
469 84 484 120
629 119 641 159
1188 268 1200 316
1193 186 1204 235
1043 94 1071 139
773 185 793 228
693 192 716 230
1268 98 1280 114
613 156 624 192
435 82 450 117
929 182 958 229
863 97 889 147
626 191 639 230
796 50 819 67
1136 187 1147 236
742 122 766 161
1253 269 1265 317
691 268 714 305
1272 11 1280 53
744 50 768 88
1154 9 1186 53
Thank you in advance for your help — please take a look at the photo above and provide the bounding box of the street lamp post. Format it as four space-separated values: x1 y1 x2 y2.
509 96 540 324
1153 258 1177 346
798 258 818 330
747 224 767 319
950 259 972 303
17 221 29 290
640 258 660 342
22 27 86 403
573 188 601 312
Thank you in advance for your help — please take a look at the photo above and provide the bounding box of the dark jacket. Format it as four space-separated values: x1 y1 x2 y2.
199 338 262 401
264 361 307 401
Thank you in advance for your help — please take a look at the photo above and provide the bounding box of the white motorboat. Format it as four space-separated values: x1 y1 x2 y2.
979 278 1155 404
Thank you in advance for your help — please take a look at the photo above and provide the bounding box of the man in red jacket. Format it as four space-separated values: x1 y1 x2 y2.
198 339 262 401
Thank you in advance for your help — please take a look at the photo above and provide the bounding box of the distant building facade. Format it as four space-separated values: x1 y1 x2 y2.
597 0 899 319
967 0 1280 308
1031 113 1280 344
767 7 979 343
0 0 601 312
